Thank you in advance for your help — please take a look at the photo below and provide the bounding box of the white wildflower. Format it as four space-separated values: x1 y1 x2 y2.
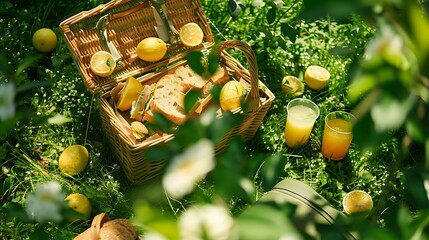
252 0 265 7
25 181 66 223
179 204 235 240
274 0 284 7
162 139 215 199
0 82 15 120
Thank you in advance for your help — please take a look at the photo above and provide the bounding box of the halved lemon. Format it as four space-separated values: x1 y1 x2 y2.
179 22 204 47
342 190 373 216
304 65 330 90
117 77 144 111
90 51 116 77
281 76 304 96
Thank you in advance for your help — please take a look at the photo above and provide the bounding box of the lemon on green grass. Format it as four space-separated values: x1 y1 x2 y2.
281 76 304 96
220 80 245 111
304 65 330 90
116 76 144 111
65 193 92 221
136 37 167 62
90 51 116 77
342 190 373 216
32 28 57 53
59 145 89 176
179 22 204 47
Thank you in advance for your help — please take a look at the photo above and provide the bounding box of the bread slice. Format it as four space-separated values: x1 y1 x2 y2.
201 66 230 97
175 65 207 89
150 74 187 125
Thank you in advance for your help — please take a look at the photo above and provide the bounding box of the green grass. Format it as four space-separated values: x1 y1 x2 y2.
0 0 422 239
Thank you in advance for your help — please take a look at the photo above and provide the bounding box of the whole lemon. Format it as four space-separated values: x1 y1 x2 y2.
58 145 89 176
65 193 92 221
220 80 245 111
32 28 57 53
136 37 167 62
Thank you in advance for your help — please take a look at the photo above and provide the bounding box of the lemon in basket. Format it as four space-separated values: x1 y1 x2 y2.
90 51 116 77
65 193 92 221
59 145 89 176
220 80 245 111
179 22 204 47
117 76 144 111
136 37 167 62
304 65 330 90
342 190 373 216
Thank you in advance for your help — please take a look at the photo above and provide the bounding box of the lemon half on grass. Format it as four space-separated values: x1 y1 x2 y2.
304 65 330 90
59 145 89 176
179 22 204 47
117 76 144 111
65 193 92 221
342 190 373 216
90 51 116 77
137 37 167 62
220 80 245 111
281 76 304 96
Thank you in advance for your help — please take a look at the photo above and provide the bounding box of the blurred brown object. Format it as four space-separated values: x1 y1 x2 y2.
74 213 139 240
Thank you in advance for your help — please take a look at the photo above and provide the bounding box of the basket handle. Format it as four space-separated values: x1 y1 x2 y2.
89 213 110 239
217 40 260 113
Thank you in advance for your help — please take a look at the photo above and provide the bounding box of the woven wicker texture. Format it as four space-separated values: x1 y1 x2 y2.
60 0 275 184
60 0 214 93
98 40 275 184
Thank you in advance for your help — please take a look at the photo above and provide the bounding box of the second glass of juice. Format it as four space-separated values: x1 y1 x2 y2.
284 98 320 148
321 111 356 160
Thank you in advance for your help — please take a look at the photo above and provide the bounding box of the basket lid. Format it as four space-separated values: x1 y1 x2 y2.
59 0 215 93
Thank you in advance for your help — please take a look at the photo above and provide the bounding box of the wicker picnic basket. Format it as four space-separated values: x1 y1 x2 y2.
59 0 275 184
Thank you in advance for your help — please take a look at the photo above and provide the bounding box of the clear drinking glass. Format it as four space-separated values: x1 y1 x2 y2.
321 111 356 160
284 98 320 148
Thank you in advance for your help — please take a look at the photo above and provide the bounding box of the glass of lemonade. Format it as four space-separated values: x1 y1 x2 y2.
321 111 356 160
284 98 320 148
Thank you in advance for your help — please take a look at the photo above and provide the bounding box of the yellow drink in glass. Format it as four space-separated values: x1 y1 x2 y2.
284 98 319 148
321 111 355 160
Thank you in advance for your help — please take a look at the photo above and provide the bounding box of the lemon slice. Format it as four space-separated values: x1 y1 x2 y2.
117 77 144 111
342 190 373 215
90 51 116 77
304 65 330 90
179 22 204 47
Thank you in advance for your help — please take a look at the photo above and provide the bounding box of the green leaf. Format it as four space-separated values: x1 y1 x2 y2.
371 93 416 133
267 7 276 24
184 90 201 114
237 203 302 240
185 51 205 75
207 52 220 75
405 118 426 144
280 23 297 43
15 55 43 77
259 153 285 191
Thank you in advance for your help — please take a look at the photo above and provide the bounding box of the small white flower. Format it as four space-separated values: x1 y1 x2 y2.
25 181 66 223
274 0 284 7
0 82 15 120
252 0 265 7
179 204 235 240
163 139 215 199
